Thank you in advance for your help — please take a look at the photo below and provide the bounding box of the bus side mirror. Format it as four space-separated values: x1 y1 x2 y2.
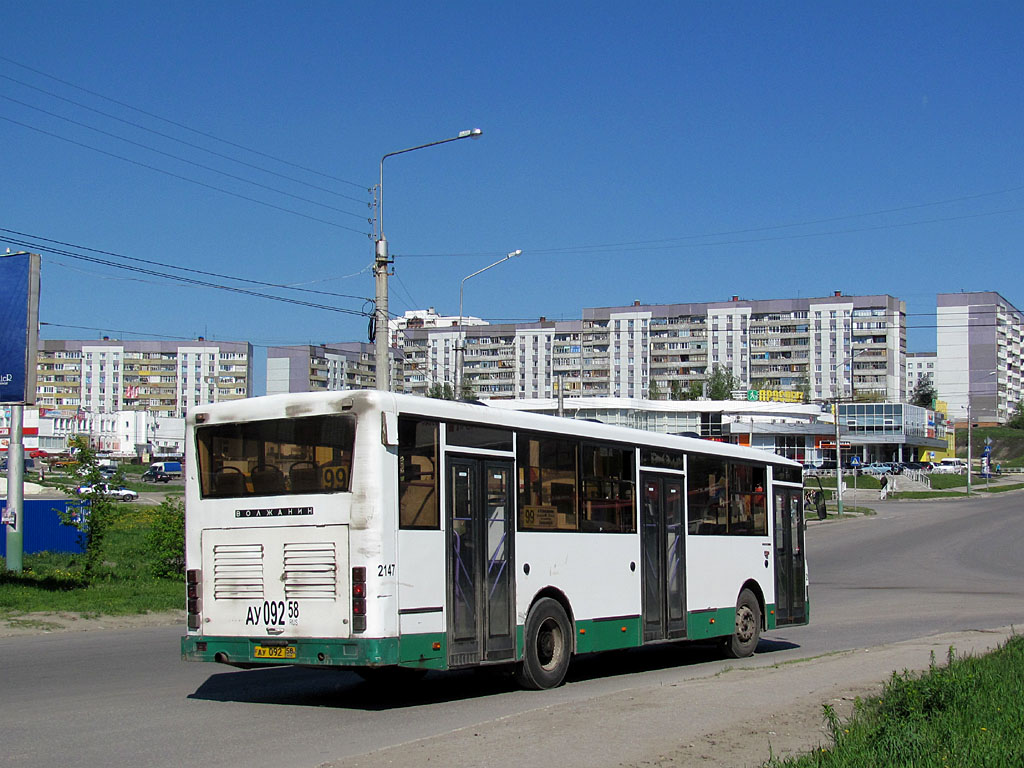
815 491 826 520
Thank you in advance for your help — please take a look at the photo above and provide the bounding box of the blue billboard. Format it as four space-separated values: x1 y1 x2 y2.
0 252 41 404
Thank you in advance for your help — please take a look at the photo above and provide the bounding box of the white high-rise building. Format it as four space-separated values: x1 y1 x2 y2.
36 338 252 418
935 292 1023 424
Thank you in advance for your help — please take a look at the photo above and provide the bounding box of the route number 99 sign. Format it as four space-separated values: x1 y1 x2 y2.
321 465 349 491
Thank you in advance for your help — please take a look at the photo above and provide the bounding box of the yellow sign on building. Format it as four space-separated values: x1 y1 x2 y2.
746 389 804 404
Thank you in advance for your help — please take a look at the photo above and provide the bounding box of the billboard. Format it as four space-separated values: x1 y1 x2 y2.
0 252 40 404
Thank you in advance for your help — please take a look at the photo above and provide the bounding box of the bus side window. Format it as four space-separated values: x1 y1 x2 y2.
399 417 440 529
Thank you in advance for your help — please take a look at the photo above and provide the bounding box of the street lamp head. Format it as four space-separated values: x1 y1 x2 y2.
459 128 483 139
509 249 522 258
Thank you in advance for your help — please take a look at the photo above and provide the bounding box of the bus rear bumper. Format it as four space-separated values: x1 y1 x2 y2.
181 634 402 669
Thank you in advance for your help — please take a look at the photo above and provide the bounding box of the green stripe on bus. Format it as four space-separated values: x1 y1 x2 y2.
574 616 643 653
398 632 447 669
685 607 735 640
766 603 777 630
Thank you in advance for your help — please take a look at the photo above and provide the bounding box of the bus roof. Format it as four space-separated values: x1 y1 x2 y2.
190 390 800 468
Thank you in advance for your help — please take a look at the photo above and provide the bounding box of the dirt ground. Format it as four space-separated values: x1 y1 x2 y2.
0 609 185 637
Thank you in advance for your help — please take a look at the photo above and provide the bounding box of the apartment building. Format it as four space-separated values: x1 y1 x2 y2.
266 342 378 395
35 338 252 417
935 291 1023 424
906 352 937 397
401 318 583 399
387 308 485 351
397 293 905 403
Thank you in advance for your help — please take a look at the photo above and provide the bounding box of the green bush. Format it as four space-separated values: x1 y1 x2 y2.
769 636 1024 766
145 497 185 579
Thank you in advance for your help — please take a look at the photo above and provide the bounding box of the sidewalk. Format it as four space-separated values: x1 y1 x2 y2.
0 477 45 496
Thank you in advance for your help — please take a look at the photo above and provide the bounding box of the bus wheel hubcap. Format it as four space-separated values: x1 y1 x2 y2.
736 606 755 642
538 620 562 669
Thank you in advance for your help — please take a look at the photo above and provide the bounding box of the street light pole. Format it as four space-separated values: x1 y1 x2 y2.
374 129 483 392
964 371 996 497
457 250 522 398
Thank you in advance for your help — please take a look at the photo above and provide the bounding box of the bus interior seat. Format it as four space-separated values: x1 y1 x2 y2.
289 462 320 493
213 467 246 495
251 464 286 494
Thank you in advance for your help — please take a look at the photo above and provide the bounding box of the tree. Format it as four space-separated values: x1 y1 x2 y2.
670 379 702 400
427 383 456 400
146 497 186 578
909 375 938 409
648 380 662 400
1008 400 1024 430
706 365 739 400
793 376 811 403
55 435 119 577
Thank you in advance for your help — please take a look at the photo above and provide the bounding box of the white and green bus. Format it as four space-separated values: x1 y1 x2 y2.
181 390 809 689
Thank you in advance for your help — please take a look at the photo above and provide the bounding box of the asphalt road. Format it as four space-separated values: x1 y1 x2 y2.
1 493 1022 768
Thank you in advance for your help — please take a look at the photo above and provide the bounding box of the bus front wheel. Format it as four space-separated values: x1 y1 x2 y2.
515 597 572 690
724 588 761 659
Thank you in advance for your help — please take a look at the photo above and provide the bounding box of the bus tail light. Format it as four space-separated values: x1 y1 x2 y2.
186 569 202 630
352 566 366 633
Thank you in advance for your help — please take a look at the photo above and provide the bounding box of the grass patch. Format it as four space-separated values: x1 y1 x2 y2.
891 491 969 500
821 504 876 518
0 503 183 616
927 473 968 490
768 635 1024 767
979 482 1024 494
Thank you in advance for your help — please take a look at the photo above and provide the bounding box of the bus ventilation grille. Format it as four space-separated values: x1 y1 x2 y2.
212 543 265 599
283 542 338 600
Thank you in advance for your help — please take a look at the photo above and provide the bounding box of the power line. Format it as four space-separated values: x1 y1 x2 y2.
0 115 370 236
0 74 370 206
0 54 367 190
399 186 1024 259
0 92 369 220
0 234 372 318
0 227 372 303
39 322 327 350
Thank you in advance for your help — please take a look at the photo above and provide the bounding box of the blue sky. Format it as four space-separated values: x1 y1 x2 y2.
3 2 1022 392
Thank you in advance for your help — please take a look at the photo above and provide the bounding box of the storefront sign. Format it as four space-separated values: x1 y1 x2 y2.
746 389 804 403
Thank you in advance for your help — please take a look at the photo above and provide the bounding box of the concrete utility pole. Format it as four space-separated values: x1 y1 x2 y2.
374 129 482 392
374 234 391 392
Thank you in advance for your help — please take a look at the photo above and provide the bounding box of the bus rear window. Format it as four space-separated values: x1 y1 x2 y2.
197 414 355 498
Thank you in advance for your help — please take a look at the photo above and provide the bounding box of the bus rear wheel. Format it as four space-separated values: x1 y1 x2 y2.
724 588 761 659
515 598 572 690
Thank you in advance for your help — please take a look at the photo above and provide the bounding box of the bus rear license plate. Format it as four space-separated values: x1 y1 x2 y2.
254 645 296 659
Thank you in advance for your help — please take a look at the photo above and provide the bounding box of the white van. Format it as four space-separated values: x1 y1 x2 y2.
934 458 968 474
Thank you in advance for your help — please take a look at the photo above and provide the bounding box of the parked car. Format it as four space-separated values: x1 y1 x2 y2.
140 468 172 483
75 483 139 501
802 460 837 472
860 462 896 475
932 458 967 474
